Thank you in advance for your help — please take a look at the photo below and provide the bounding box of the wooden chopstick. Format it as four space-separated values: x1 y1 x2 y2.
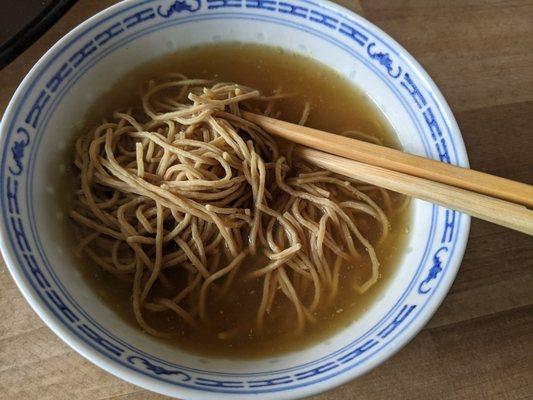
242 111 533 235
295 147 533 235
242 111 533 208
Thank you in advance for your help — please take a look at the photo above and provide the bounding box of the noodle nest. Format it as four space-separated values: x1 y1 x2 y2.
70 74 396 339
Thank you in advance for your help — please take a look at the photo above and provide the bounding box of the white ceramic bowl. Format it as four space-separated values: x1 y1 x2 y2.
0 1 470 399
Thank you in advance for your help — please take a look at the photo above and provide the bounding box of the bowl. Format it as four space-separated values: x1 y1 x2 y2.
0 0 470 399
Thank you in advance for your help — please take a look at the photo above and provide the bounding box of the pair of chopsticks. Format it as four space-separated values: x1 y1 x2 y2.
242 111 533 235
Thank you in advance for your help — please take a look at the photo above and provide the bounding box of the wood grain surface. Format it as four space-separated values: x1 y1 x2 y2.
0 1 532 399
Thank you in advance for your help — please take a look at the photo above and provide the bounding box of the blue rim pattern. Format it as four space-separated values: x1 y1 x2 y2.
0 0 467 396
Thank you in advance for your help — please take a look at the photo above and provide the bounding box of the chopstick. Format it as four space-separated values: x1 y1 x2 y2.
242 111 533 235
242 111 533 208
295 147 532 235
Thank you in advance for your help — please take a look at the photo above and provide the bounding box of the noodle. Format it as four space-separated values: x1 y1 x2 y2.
70 76 395 339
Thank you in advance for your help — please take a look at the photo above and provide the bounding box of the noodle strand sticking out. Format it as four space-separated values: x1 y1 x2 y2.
70 76 395 339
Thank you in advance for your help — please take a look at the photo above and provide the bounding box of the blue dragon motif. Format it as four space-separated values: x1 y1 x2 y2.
9 128 30 176
157 0 201 17
418 246 448 294
366 42 402 79
127 356 192 380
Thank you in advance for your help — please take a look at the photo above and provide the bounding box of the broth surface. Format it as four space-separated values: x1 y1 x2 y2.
69 43 411 358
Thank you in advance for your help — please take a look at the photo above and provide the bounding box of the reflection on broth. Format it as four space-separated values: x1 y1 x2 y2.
67 43 411 358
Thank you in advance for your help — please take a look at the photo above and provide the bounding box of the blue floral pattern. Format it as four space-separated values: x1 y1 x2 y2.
0 0 465 395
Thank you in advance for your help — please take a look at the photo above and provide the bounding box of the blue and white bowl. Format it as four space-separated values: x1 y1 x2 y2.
0 1 470 398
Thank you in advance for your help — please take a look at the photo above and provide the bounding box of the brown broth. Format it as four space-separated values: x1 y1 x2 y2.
71 43 411 358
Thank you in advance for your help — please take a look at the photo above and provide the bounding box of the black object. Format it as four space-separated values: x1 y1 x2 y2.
0 0 77 69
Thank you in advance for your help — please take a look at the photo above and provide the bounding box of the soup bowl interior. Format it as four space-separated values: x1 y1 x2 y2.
0 1 469 399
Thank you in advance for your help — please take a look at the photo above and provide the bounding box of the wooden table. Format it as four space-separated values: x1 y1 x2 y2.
1 1 532 399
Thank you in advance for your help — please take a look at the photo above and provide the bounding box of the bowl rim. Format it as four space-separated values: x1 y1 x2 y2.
0 0 470 398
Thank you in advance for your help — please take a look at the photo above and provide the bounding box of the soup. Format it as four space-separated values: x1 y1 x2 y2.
67 43 411 358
